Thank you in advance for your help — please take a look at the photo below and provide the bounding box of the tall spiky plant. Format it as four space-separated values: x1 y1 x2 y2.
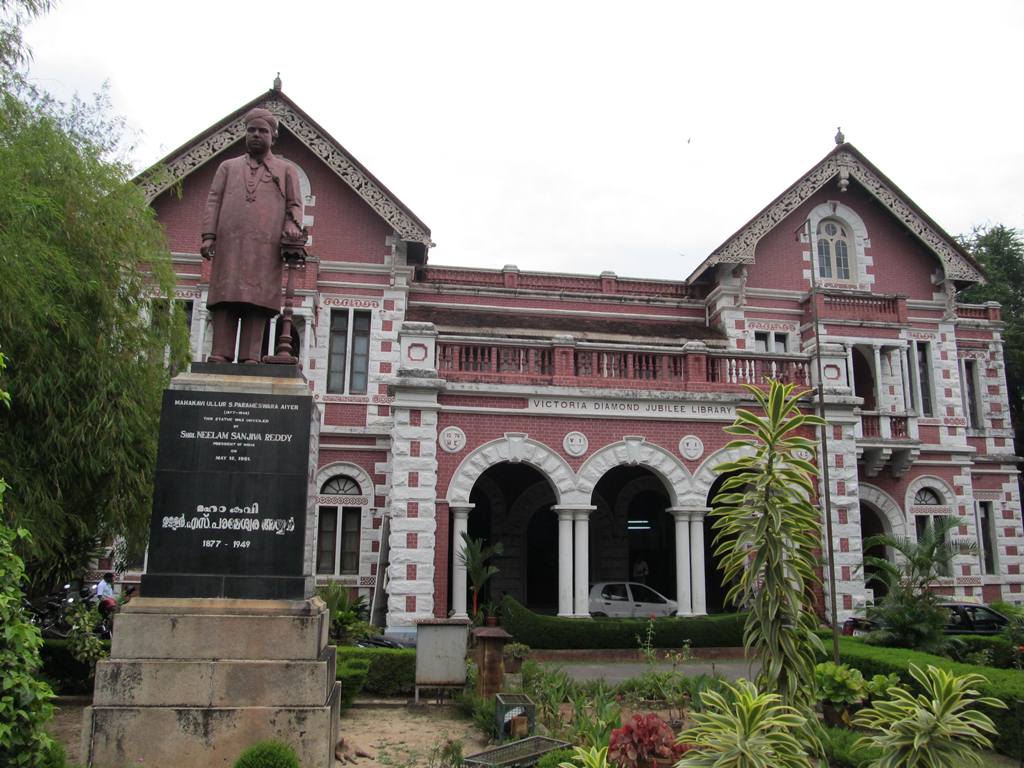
458 532 504 617
711 380 825 711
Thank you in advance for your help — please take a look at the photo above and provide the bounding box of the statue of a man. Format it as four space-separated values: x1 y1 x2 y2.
200 107 304 363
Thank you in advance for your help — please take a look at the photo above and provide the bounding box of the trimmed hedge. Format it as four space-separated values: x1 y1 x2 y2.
947 634 1017 669
501 597 746 649
829 637 1024 758
336 657 370 710
336 646 416 696
40 638 110 694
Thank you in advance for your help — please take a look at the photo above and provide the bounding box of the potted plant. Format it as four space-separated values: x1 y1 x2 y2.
503 641 530 673
608 713 687 768
814 661 868 727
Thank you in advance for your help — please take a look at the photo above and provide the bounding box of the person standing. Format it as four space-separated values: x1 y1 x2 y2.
200 108 304 363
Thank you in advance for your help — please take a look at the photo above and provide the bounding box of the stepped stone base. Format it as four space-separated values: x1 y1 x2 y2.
83 597 340 768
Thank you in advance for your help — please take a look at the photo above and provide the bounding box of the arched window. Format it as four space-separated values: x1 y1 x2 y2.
913 487 942 505
816 219 854 281
321 475 361 495
317 474 363 576
912 487 951 577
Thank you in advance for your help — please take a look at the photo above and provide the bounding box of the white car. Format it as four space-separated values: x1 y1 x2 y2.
588 581 678 618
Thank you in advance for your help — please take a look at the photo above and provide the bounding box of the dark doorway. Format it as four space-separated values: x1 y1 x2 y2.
590 466 675 598
462 463 555 612
860 503 889 600
852 348 876 410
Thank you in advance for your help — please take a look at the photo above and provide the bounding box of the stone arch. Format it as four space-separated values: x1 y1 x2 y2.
858 483 908 539
446 432 575 506
691 444 757 508
315 461 373 498
904 474 956 511
577 437 691 507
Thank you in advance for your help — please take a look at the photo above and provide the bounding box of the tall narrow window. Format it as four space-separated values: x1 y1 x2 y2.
316 508 338 574
964 359 981 429
754 332 769 353
916 343 933 417
340 508 361 574
327 312 349 393
816 219 854 281
978 501 997 575
326 309 373 395
349 312 371 394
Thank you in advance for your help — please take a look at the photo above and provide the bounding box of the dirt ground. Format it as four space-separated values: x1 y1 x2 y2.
50 699 490 768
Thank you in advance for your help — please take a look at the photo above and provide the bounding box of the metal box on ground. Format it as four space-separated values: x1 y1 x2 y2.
414 618 471 703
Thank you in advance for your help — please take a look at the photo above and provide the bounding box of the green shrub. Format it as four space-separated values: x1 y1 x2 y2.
536 748 575 768
501 597 746 649
336 658 371 710
827 637 1024 758
947 634 1017 669
40 638 109 694
820 724 880 768
336 646 415 695
233 740 300 768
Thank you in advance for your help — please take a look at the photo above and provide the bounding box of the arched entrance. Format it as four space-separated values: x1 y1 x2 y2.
859 502 889 600
589 466 675 599
851 348 876 410
464 462 555 612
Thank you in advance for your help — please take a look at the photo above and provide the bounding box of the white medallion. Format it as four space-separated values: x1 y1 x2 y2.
679 435 704 461
563 431 589 457
439 426 467 454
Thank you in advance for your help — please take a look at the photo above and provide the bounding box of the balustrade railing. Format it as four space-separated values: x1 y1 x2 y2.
706 354 810 387
822 293 900 322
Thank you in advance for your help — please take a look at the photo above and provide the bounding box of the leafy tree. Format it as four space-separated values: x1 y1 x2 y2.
0 16 190 588
458 532 504 617
711 381 825 713
0 0 50 84
862 515 963 652
958 225 1024 452
0 349 62 768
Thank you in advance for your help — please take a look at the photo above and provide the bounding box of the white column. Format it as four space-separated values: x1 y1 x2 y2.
845 343 855 394
195 309 208 362
450 504 473 619
873 344 891 438
573 508 593 617
689 508 708 615
900 345 913 412
553 507 575 617
669 508 692 615
268 316 278 357
958 356 970 427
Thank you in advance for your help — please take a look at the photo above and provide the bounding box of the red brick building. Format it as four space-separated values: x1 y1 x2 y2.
141 87 1023 635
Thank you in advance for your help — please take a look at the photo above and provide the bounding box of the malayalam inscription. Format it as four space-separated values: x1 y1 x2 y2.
144 390 312 597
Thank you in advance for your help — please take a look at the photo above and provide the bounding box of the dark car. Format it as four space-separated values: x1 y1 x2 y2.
842 601 1010 636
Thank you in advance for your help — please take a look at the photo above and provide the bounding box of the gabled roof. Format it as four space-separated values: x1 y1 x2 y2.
136 89 433 247
686 143 984 285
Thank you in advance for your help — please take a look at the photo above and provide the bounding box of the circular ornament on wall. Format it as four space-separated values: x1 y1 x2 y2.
439 426 467 454
678 435 704 461
563 431 589 457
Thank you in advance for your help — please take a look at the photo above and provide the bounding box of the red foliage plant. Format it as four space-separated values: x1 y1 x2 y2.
608 713 687 768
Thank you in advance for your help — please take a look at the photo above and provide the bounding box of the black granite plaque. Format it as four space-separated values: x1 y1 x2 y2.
142 389 312 599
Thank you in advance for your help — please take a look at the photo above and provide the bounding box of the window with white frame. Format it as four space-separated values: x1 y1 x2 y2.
755 331 789 354
316 475 363 576
913 487 952 577
816 219 854 281
914 342 934 418
327 309 371 394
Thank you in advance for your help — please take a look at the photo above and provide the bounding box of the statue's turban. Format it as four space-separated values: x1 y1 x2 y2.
244 108 279 134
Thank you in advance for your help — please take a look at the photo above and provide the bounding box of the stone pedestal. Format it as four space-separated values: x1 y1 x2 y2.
83 597 340 768
472 626 511 698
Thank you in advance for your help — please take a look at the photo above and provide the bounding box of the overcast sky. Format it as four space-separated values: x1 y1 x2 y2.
22 0 1024 280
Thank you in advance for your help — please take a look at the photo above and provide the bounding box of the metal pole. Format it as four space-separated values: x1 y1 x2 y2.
803 220 842 664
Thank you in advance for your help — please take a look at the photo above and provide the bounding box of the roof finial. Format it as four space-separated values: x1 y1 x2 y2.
835 126 845 145
273 72 282 92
